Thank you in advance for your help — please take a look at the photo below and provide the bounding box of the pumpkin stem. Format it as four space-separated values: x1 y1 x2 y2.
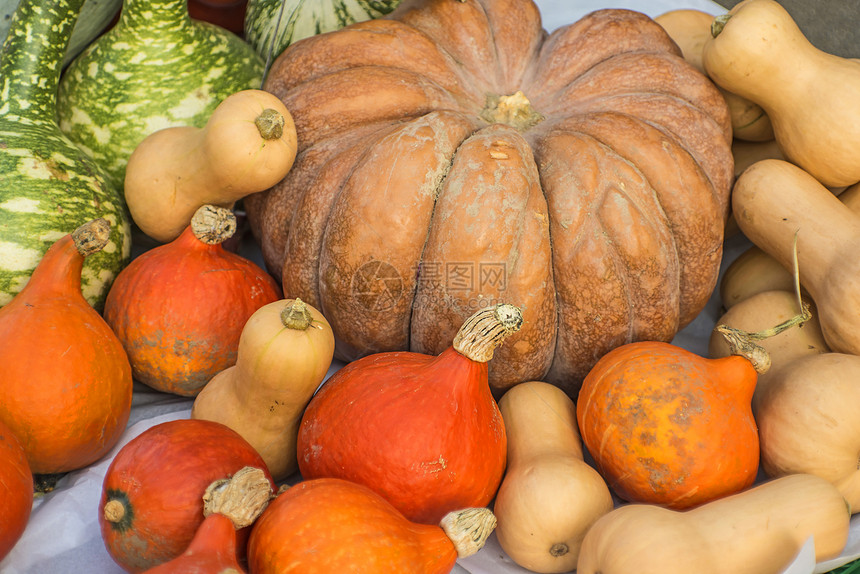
453 303 523 363
711 13 730 37
480 91 544 131
550 542 569 557
72 218 111 258
280 298 314 330
103 499 126 523
255 108 285 140
439 507 497 559
191 205 238 245
202 466 274 529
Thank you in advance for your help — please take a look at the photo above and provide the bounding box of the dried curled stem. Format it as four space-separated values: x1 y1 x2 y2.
453 303 523 363
439 507 497 559
202 466 274 529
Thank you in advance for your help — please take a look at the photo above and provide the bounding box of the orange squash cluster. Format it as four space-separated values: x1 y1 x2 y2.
2 0 860 572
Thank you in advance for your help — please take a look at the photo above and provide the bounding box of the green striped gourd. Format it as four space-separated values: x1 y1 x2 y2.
0 0 131 310
244 0 401 63
0 0 122 67
56 0 265 187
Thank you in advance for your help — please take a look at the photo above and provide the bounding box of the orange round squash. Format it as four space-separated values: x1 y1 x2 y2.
99 418 276 573
297 303 520 524
245 1 734 396
0 418 33 562
0 219 133 474
247 477 497 574
103 205 282 396
576 339 763 509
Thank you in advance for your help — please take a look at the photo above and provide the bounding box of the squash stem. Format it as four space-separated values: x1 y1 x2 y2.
202 466 273 529
711 13 730 37
191 205 238 245
72 218 111 258
255 108 285 140
453 303 523 363
280 299 314 330
439 507 497 559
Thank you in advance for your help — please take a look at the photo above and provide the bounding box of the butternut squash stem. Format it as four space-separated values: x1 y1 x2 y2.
439 507 497 559
255 108 285 140
202 466 274 529
715 232 810 373
191 205 237 245
453 303 523 363
72 218 111 257
280 298 314 330
711 13 730 37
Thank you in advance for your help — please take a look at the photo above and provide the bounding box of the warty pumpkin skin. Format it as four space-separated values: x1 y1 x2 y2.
245 0 734 395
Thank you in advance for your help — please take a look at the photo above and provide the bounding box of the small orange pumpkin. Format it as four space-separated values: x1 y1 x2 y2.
576 338 764 509
103 205 282 396
247 477 497 574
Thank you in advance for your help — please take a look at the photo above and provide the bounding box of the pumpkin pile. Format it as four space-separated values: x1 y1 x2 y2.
1 0 860 572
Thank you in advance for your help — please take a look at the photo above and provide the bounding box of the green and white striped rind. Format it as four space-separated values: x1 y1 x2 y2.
0 123 132 310
56 0 265 188
0 0 122 67
0 0 131 310
244 0 402 62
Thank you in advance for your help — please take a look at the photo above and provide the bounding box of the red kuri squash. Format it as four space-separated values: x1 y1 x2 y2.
0 219 133 474
0 418 33 562
247 477 497 574
297 303 521 524
141 466 273 574
103 205 282 396
99 418 276 573
576 337 766 509
245 1 734 396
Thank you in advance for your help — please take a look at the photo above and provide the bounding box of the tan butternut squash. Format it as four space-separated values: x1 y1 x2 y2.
703 0 860 187
576 473 851 574
731 159 860 355
191 298 335 481
125 89 298 243
493 381 613 573
655 8 773 142
757 352 860 513
708 290 829 410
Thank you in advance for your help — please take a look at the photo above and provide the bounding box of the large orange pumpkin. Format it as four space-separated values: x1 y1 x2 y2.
246 0 733 394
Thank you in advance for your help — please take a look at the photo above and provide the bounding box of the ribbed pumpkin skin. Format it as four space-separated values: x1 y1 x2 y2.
245 1 733 396
576 341 760 509
0 418 33 562
247 478 459 574
103 225 282 397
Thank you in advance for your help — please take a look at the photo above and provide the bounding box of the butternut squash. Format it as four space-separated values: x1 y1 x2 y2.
731 159 860 355
703 0 860 187
191 298 335 481
757 352 860 512
576 473 851 574
655 8 773 142
493 381 613 573
124 89 298 243
708 290 829 410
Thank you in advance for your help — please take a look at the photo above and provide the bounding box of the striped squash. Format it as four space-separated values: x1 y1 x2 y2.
56 0 265 188
244 0 401 63
0 0 121 67
0 0 131 310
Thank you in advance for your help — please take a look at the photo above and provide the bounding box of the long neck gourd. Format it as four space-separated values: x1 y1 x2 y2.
0 0 131 310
